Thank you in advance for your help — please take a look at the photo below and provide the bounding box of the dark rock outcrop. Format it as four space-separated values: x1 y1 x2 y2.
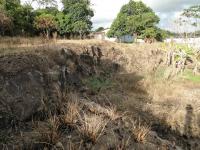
0 54 58 126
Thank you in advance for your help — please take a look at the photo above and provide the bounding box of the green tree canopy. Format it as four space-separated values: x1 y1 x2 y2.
0 0 36 35
62 0 94 37
34 14 57 38
55 12 72 36
95 27 104 32
108 0 162 41
73 20 88 39
0 0 94 38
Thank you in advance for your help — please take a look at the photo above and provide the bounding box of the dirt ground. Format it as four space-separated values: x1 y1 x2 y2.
0 39 200 149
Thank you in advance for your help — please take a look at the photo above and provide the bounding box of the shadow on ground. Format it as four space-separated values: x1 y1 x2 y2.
0 45 199 149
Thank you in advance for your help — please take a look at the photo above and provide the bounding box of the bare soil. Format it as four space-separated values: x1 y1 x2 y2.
0 40 199 150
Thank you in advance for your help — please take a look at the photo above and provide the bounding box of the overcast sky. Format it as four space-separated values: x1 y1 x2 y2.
22 0 200 31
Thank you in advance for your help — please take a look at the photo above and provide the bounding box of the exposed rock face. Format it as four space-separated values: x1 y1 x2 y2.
0 44 133 129
0 46 111 126
0 54 55 127
0 71 44 121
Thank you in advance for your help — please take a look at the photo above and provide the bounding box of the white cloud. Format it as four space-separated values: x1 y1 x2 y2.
91 0 129 29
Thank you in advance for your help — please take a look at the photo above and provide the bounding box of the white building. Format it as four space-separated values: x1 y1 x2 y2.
164 38 200 49
93 28 117 42
94 28 135 43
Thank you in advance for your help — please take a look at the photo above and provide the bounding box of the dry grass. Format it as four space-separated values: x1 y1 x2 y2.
0 36 50 48
61 100 80 127
132 121 150 143
104 105 125 121
77 113 108 143
38 116 61 145
144 75 200 137
115 137 131 150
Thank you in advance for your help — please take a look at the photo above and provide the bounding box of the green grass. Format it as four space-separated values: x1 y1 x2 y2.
181 69 200 82
83 76 113 92
154 67 200 83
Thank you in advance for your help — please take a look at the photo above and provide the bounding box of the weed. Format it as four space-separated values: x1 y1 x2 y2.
83 76 112 92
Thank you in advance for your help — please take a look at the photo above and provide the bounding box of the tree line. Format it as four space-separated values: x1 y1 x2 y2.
1 0 197 41
0 0 94 39
0 0 167 41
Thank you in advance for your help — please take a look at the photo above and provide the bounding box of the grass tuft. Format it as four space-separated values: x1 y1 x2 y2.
61 100 80 127
38 116 61 145
132 121 150 143
77 113 108 143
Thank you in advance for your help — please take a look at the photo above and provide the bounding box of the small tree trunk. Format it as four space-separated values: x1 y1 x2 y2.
53 31 57 42
46 29 49 39
79 31 83 40
193 63 198 75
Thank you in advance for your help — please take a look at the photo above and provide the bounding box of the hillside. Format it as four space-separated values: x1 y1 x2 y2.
0 40 200 150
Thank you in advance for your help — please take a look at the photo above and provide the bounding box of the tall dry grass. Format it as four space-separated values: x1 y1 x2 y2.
61 100 80 127
37 116 61 145
77 113 108 143
131 120 150 143
144 74 200 137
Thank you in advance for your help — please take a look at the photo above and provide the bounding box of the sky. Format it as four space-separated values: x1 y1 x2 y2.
22 0 200 31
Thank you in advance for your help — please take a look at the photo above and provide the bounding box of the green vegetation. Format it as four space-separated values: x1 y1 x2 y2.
107 0 166 41
181 69 200 82
174 44 194 56
34 14 57 39
95 27 105 32
0 0 93 38
83 76 113 92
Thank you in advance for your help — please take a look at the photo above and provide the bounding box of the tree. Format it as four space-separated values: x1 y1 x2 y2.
34 14 57 39
95 27 104 32
62 0 94 37
182 5 200 19
0 0 6 10
108 0 160 41
182 5 200 37
0 0 35 35
107 13 128 37
56 12 72 37
142 27 157 39
13 4 35 35
73 21 88 39
0 10 12 35
0 0 94 38
35 7 59 17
